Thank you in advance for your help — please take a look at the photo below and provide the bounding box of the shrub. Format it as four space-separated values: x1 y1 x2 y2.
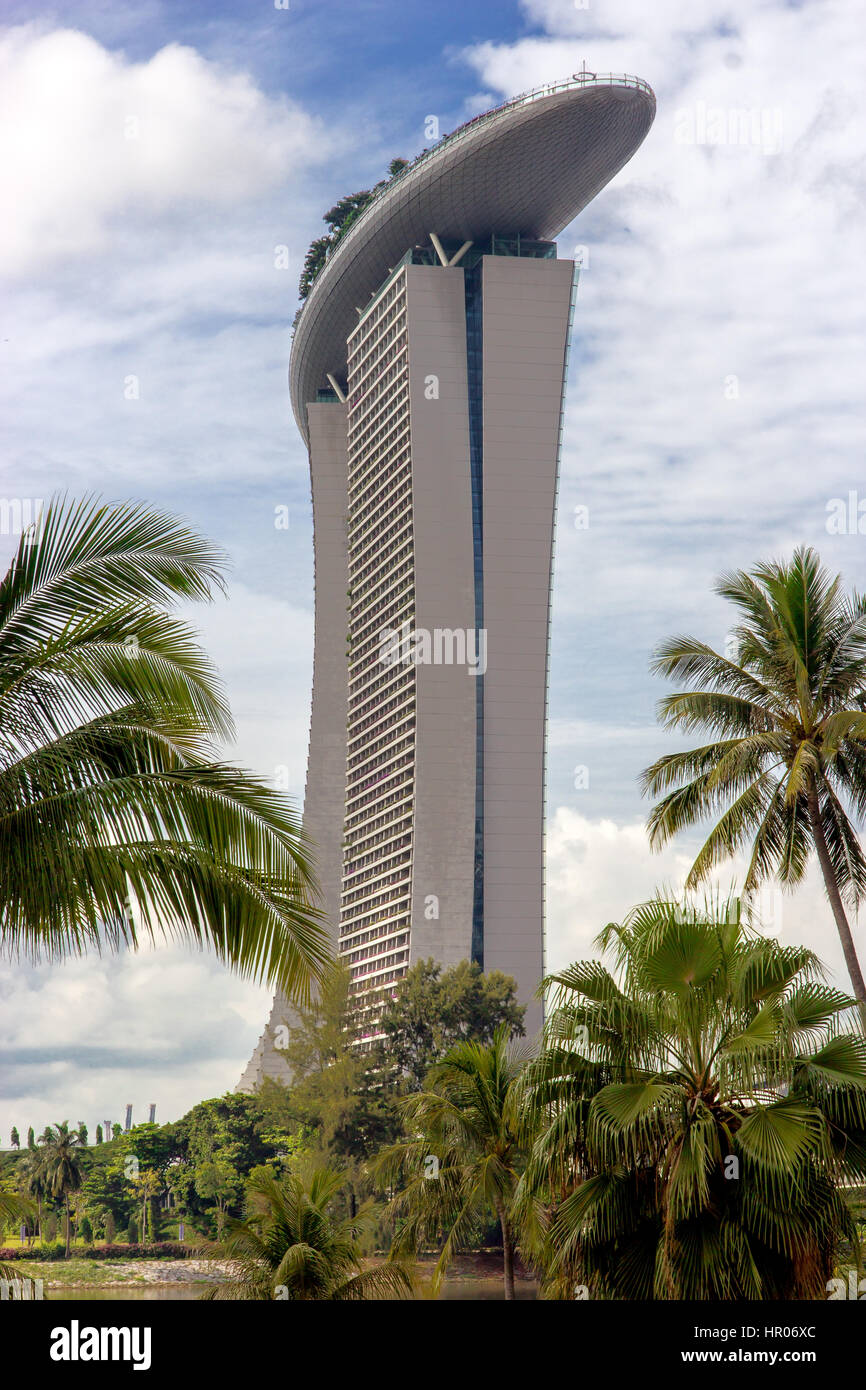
0 1241 193 1261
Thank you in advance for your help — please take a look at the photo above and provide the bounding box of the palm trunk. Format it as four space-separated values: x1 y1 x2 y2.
64 1194 71 1258
807 783 866 1033
494 1198 515 1301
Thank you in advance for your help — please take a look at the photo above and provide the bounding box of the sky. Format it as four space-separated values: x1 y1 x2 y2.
1 0 865 1138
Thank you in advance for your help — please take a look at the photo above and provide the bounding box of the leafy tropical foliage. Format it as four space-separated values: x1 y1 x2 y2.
0 494 329 1000
374 958 525 1091
377 1027 526 1298
203 1167 412 1300
37 1122 87 1257
518 898 866 1299
297 158 409 302
642 547 866 1022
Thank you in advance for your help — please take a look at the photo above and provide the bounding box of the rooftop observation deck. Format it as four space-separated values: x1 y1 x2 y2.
289 72 656 443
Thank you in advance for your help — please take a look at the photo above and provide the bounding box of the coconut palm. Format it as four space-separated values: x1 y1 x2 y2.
0 494 329 1000
38 1122 87 1257
130 1168 163 1243
642 548 866 1026
203 1167 412 1300
376 1026 526 1299
18 1149 48 1241
518 898 866 1300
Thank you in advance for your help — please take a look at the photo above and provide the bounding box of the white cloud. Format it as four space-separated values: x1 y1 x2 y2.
545 806 862 997
191 581 314 797
0 942 271 1137
0 26 325 274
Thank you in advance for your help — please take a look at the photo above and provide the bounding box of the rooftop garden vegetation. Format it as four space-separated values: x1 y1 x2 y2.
296 157 409 306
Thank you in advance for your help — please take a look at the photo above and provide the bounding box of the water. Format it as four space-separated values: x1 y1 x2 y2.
47 1277 536 1301
47 1284 209 1301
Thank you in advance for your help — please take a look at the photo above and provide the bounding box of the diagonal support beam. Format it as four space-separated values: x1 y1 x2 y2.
429 232 450 266
325 372 347 403
447 240 473 267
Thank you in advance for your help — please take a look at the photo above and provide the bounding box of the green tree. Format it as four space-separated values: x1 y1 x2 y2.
112 1125 122 1141
642 548 866 1024
174 1097 272 1201
297 159 407 302
81 1162 132 1235
204 1167 412 1301
376 958 525 1090
10 1127 19 1149
519 898 866 1299
38 1122 87 1257
130 1168 162 1242
297 235 332 302
95 1125 103 1145
79 1215 93 1244
194 1157 240 1237
19 1148 48 1241
0 494 329 1002
377 1027 526 1299
117 1121 177 1176
77 1123 88 1147
26 1127 35 1151
281 964 402 1176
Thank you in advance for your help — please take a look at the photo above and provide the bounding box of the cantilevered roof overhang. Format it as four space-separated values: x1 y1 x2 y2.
289 73 655 443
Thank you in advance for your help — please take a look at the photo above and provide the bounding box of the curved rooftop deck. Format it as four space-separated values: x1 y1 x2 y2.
289 72 655 442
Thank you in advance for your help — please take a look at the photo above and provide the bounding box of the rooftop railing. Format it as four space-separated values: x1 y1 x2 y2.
295 71 654 334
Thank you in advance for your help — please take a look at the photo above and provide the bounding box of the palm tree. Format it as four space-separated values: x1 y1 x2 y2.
0 494 330 1000
376 1026 526 1299
18 1148 48 1241
203 1167 412 1300
38 1122 86 1257
130 1168 162 1243
642 548 866 1028
518 898 866 1299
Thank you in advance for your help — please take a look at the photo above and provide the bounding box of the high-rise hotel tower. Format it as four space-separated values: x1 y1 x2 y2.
238 73 655 1088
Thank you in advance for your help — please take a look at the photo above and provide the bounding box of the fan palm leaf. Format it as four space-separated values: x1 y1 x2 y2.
517 898 866 1299
203 1167 412 1300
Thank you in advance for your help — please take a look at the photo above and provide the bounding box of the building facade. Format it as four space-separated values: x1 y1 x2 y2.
237 73 654 1089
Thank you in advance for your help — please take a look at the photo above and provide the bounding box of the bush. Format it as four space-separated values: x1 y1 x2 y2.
0 1241 193 1261
79 1217 93 1244
0 1243 65 1261
126 1217 139 1244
